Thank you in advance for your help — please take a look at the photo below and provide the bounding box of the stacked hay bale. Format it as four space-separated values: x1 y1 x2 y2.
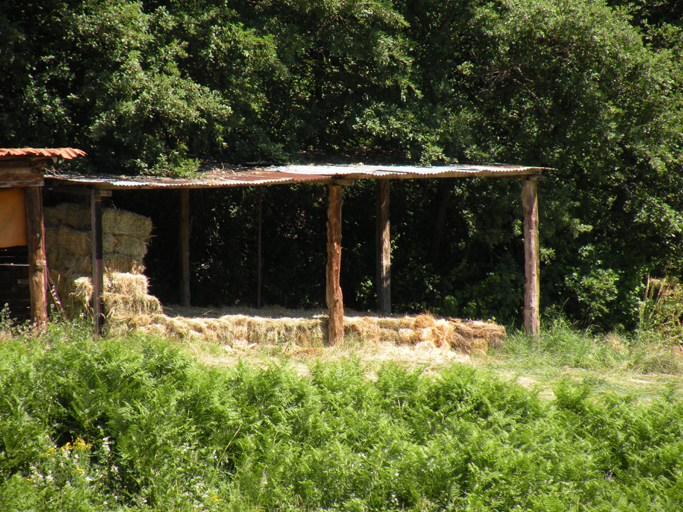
347 313 505 354
45 203 162 321
118 313 328 349
120 308 504 354
43 203 506 353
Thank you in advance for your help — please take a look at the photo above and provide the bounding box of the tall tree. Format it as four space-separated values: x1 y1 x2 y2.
1 0 682 328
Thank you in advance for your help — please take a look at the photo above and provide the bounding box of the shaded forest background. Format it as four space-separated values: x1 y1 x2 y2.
2 0 682 330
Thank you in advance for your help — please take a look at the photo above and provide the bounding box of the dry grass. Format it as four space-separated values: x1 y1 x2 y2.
188 333 475 378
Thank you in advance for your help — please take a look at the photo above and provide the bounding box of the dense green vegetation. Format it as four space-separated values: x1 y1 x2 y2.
0 321 681 511
3 0 683 329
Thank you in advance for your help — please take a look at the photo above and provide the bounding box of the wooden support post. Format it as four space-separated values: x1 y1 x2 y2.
24 186 48 328
522 178 540 338
326 183 344 344
376 180 391 314
91 190 104 335
257 187 263 309
180 189 191 308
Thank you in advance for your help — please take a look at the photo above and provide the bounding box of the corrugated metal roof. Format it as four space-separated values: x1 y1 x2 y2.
280 163 550 179
47 163 553 190
0 148 86 159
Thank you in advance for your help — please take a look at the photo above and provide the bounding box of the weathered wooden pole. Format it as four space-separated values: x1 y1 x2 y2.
376 179 391 314
179 189 191 307
24 186 48 328
326 183 344 344
257 186 263 309
522 178 540 338
91 190 104 335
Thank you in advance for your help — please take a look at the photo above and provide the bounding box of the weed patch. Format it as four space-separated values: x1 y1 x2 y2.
0 324 682 510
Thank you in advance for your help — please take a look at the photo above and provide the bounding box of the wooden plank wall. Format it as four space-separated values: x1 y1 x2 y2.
0 246 31 321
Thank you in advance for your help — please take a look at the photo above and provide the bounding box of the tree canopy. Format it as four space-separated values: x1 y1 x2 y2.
2 0 682 329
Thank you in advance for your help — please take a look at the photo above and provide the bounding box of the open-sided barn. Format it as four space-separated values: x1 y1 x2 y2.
2 148 554 344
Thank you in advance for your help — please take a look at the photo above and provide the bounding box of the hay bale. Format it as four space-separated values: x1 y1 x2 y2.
105 272 150 296
454 319 506 348
57 226 91 257
199 319 231 343
104 254 145 274
166 317 191 338
413 314 435 330
73 254 93 275
114 235 148 259
104 293 162 318
51 270 88 313
45 225 59 252
45 204 151 276
56 253 142 276
51 270 159 320
123 313 326 348
45 203 150 320
226 317 250 343
345 316 381 342
45 203 90 230
105 305 503 356
103 233 116 254
396 328 415 344
47 246 89 275
103 209 152 239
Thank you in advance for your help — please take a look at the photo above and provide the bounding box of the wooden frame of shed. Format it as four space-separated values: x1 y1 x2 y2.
0 148 86 326
46 163 552 341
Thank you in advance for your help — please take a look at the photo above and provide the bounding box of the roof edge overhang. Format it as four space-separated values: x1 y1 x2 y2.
45 163 555 191
0 148 86 188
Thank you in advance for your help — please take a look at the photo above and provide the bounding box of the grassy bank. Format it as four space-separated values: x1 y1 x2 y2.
0 320 682 510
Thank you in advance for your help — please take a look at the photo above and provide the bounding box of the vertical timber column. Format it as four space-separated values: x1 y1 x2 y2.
91 190 104 335
180 189 191 307
326 183 344 344
257 187 263 309
376 179 391 314
24 186 48 327
522 178 540 338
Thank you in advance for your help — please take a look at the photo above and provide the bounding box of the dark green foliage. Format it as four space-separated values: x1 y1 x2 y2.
3 0 683 328
1 328 682 510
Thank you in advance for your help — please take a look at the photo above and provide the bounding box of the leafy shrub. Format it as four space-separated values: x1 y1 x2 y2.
639 276 683 344
0 325 682 510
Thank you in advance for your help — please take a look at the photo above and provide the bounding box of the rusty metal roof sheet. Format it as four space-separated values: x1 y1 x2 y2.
47 163 553 190
280 163 550 179
0 148 86 159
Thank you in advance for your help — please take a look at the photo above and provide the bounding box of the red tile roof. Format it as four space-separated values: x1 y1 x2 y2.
0 148 86 159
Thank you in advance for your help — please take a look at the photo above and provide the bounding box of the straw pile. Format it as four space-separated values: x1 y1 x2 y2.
45 203 157 319
109 308 504 354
